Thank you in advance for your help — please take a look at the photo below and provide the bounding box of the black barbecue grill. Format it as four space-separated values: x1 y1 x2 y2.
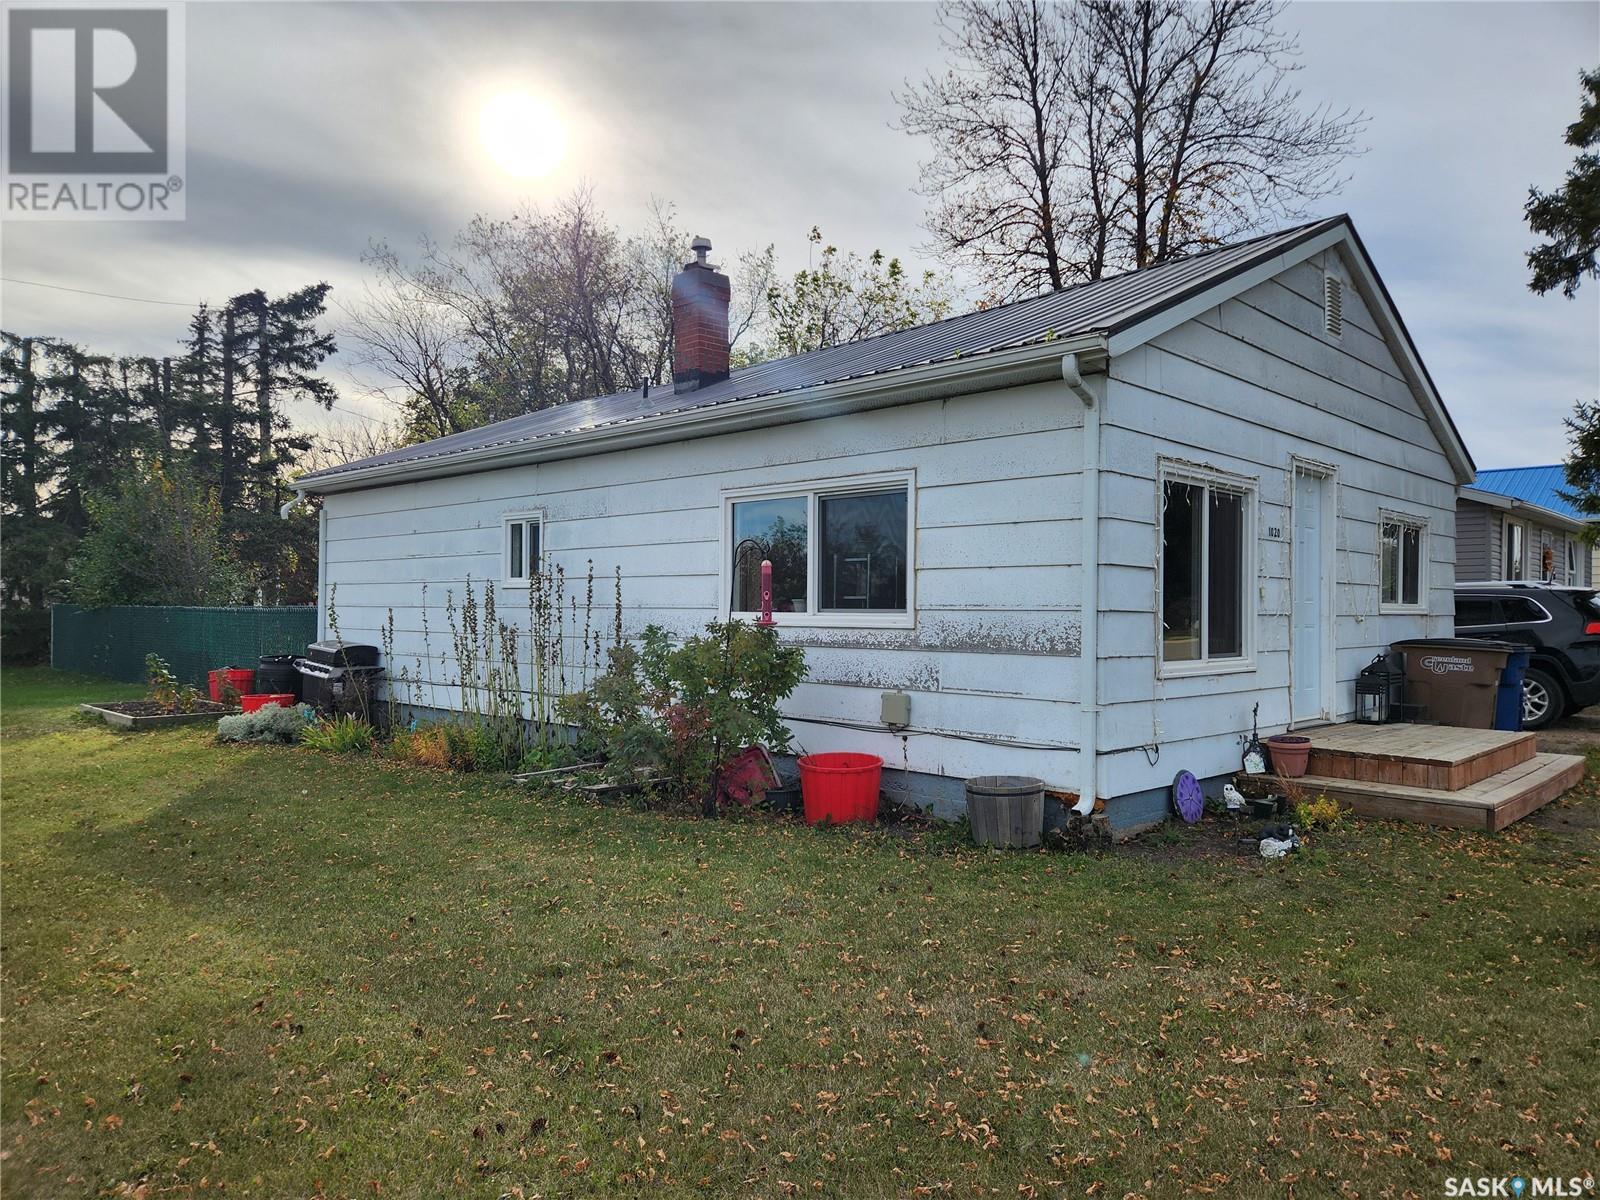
295 640 383 718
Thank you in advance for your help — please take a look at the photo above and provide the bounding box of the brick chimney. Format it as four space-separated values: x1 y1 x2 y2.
672 236 730 392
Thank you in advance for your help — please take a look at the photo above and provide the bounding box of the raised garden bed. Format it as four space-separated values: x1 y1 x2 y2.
79 700 236 730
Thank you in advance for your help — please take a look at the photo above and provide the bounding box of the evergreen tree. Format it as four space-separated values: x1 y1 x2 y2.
1 279 336 607
1528 67 1600 298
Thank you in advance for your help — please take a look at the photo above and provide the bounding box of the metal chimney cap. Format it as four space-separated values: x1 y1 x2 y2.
690 235 711 265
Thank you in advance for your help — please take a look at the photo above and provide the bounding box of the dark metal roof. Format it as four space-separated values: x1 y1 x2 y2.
301 216 1347 487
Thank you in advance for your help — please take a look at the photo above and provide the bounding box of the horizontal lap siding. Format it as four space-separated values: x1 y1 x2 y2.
1455 502 1494 582
321 383 1087 791
1097 250 1458 796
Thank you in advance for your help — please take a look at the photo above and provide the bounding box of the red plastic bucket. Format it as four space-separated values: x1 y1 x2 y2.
797 753 883 825
240 693 295 713
208 669 224 702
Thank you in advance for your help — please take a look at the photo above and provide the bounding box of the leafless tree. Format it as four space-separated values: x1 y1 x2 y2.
633 196 776 373
898 0 1365 297
898 0 1078 299
342 244 476 441
299 417 407 473
350 187 787 437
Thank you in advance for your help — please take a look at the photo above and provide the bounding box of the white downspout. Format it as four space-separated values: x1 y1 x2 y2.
1063 353 1099 817
316 503 329 639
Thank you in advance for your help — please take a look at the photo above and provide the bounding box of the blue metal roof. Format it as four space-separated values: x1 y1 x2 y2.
1470 465 1587 521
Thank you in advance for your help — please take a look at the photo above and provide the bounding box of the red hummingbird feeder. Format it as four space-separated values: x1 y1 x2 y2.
758 559 775 626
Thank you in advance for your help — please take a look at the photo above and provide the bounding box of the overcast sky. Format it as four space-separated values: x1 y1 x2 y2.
2 1 1596 469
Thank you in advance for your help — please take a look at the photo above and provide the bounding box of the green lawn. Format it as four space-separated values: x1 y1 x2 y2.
2 666 1597 1198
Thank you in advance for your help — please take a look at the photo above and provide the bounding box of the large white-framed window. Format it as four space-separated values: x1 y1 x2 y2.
502 512 543 587
1158 461 1255 674
720 471 915 629
1378 512 1427 611
1504 519 1525 581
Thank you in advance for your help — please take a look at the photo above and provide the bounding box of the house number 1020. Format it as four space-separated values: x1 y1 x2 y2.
1267 525 1283 539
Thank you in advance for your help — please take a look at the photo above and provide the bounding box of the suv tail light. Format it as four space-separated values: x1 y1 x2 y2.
1585 621 1600 636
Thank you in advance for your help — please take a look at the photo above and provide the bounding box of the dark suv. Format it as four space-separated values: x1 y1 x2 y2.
1454 581 1600 729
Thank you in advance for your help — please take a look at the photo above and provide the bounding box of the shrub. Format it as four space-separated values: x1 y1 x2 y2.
301 714 375 754
440 721 509 771
559 621 806 813
68 463 246 607
387 722 510 772
217 704 309 745
408 725 454 769
515 742 582 775
1293 793 1346 830
145 652 200 713
1 609 50 666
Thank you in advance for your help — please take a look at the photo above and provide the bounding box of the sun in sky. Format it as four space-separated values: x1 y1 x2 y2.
478 91 568 180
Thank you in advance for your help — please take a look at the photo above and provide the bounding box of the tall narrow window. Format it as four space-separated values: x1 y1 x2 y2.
504 516 542 584
1161 471 1251 667
1379 516 1425 608
1162 482 1203 662
1505 521 1524 581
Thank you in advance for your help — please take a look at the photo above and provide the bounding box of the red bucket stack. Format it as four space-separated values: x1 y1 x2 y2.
209 668 255 703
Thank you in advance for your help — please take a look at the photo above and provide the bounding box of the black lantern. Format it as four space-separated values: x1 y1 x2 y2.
1355 653 1403 724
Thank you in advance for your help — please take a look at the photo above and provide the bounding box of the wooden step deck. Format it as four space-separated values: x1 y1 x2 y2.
1303 723 1536 790
1253 752 1584 831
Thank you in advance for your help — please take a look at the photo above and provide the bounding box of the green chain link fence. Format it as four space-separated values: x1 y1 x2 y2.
51 604 318 687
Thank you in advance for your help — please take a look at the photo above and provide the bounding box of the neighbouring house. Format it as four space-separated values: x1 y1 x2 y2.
1457 465 1595 586
294 215 1474 833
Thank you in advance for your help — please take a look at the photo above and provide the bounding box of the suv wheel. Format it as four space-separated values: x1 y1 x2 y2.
1521 666 1566 730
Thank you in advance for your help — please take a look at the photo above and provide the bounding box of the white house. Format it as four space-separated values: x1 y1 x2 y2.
295 215 1473 832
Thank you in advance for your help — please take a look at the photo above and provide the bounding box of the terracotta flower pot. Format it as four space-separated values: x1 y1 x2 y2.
1265 734 1312 778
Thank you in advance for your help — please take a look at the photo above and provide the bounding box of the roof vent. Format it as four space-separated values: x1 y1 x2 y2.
1323 274 1344 338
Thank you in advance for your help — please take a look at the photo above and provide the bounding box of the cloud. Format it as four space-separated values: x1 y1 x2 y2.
4 0 1594 467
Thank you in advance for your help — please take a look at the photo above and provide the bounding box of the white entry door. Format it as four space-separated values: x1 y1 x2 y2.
1290 468 1329 724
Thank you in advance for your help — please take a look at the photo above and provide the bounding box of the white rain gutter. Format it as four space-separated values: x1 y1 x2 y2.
1062 352 1100 817
294 334 1110 498
1459 486 1590 534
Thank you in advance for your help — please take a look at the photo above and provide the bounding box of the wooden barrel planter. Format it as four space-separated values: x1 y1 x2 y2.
966 776 1045 848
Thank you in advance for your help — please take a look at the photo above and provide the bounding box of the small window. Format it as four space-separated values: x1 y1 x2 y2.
504 515 542 585
726 477 912 623
1323 274 1344 337
1379 516 1425 608
1454 596 1498 627
1504 521 1525 580
1160 470 1251 667
1567 539 1578 581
